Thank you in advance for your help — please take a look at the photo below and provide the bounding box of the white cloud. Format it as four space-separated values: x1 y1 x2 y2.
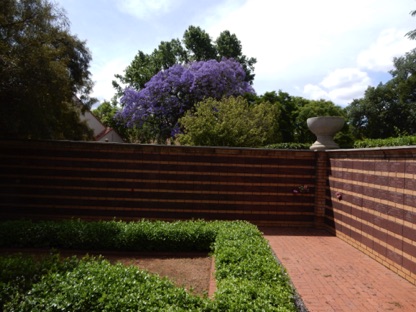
320 68 371 89
59 0 416 104
90 57 132 102
303 68 372 106
357 28 415 72
302 27 414 106
204 0 416 104
114 0 176 20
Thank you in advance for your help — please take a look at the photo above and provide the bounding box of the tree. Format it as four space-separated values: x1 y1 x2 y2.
347 49 416 139
113 39 188 94
118 58 254 143
183 26 217 61
255 91 298 142
215 30 256 83
178 96 280 147
0 0 95 140
94 101 151 143
406 10 416 40
113 26 256 95
295 99 346 143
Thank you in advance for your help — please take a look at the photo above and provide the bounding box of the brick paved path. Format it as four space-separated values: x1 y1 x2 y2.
261 227 416 312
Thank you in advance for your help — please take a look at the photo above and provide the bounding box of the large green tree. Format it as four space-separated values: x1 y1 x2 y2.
347 49 416 139
255 91 299 142
178 96 280 147
113 26 256 95
295 99 347 144
0 0 95 140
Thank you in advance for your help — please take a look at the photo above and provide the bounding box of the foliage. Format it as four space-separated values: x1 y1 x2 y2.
406 10 416 40
0 253 79 308
264 142 311 149
294 99 347 143
251 92 354 147
0 219 297 311
255 91 299 143
118 59 254 143
92 101 135 142
0 219 218 252
93 100 158 143
213 222 296 311
0 0 96 140
113 40 188 94
353 135 416 148
347 49 416 139
183 26 217 61
178 96 280 147
4 256 206 311
113 26 256 95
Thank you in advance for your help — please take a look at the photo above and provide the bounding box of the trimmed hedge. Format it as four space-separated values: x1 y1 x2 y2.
264 143 311 150
0 219 297 311
353 135 416 148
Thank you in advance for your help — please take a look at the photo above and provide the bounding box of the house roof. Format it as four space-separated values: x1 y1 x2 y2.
95 127 113 141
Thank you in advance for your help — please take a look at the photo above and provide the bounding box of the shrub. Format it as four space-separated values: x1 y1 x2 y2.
0 253 79 308
353 135 416 148
0 219 297 311
264 143 311 150
4 257 206 311
178 96 280 147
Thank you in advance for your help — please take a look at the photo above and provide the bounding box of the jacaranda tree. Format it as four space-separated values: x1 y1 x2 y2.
118 58 255 143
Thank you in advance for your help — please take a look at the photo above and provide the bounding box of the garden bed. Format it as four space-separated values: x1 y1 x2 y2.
1 249 213 297
0 219 298 311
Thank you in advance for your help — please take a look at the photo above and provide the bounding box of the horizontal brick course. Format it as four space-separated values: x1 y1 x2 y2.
2 140 416 285
326 147 416 284
0 140 316 227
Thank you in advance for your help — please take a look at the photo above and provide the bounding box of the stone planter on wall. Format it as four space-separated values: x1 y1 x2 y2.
307 116 345 151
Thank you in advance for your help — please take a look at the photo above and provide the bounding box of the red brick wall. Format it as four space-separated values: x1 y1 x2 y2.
0 140 317 226
325 147 416 284
2 140 416 284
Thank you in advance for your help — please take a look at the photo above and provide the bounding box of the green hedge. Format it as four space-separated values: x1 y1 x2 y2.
353 135 416 148
0 219 218 252
264 143 311 150
0 219 297 311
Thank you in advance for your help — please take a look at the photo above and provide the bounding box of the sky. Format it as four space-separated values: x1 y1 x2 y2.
56 0 416 107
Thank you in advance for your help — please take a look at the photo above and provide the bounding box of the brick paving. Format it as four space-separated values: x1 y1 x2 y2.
261 227 416 312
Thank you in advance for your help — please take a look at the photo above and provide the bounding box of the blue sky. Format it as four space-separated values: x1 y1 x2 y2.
56 0 416 107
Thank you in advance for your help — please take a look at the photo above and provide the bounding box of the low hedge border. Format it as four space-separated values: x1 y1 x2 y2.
0 219 299 311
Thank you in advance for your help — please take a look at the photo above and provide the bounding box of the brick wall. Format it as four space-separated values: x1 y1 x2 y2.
325 147 416 284
0 140 317 227
2 139 416 284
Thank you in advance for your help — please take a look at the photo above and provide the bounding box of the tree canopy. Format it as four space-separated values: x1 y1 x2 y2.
347 49 416 139
178 96 280 147
113 26 256 95
118 58 254 143
0 0 95 140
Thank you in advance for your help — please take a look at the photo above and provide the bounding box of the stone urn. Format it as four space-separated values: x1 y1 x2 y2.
307 116 345 150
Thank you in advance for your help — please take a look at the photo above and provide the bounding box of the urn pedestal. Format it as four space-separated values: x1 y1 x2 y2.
307 116 345 151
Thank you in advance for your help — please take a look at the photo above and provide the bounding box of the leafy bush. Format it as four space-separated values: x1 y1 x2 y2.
0 253 79 308
353 135 416 148
4 256 206 311
0 219 297 311
178 96 280 147
0 219 217 252
213 222 295 311
264 142 311 150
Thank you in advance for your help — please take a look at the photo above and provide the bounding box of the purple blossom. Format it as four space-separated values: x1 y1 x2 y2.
117 58 255 141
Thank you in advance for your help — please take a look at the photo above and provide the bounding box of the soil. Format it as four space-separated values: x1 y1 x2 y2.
102 252 214 297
